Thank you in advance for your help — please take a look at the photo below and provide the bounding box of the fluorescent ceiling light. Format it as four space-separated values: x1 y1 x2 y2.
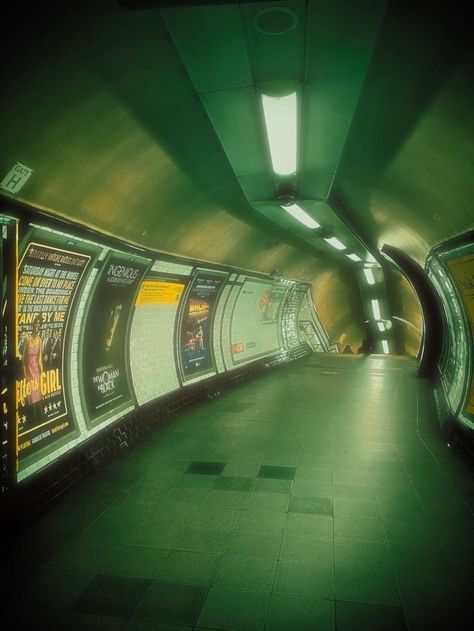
281 204 320 229
371 299 381 320
364 268 375 285
346 253 361 262
377 321 385 332
261 92 297 176
324 237 346 251
381 340 390 354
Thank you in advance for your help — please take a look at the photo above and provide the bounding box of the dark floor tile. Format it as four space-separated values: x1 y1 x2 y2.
71 574 152 618
335 600 407 631
289 496 333 516
257 465 297 480
185 461 226 476
133 581 208 625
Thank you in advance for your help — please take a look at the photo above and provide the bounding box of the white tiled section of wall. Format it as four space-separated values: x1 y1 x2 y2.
152 260 193 275
130 303 180 405
30 223 103 249
221 283 242 370
213 284 231 374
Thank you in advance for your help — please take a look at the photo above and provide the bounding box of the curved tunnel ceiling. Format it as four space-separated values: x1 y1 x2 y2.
1 0 472 352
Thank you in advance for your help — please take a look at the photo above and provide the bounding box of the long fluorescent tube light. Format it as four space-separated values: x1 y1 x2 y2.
377 321 385 332
281 204 320 229
346 253 361 262
371 299 381 320
364 268 375 285
381 340 390 354
261 92 297 176
324 237 346 251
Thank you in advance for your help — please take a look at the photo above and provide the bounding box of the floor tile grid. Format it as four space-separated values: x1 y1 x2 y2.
364 369 473 629
6 358 474 628
387 389 474 611
331 368 406 621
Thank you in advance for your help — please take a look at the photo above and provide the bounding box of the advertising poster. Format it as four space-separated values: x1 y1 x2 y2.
16 241 91 460
179 271 227 379
130 277 186 404
231 280 287 364
447 252 474 415
81 252 149 425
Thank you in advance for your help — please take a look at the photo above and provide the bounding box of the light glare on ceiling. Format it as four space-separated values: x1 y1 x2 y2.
346 253 361 262
324 237 346 250
371 299 381 320
364 268 375 285
261 92 297 176
281 204 320 229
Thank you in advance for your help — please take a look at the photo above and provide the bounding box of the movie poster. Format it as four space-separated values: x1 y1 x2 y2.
179 271 227 379
81 252 149 425
16 241 91 459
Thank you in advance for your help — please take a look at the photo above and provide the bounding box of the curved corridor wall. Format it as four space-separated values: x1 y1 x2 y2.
427 234 474 432
3 206 331 484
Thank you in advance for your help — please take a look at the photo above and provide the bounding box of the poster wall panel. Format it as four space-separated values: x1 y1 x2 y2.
16 237 94 465
81 252 149 426
130 276 186 405
178 270 228 381
230 279 287 365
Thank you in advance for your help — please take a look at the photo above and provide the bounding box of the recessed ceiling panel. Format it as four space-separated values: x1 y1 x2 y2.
238 173 274 201
201 87 268 176
299 170 334 200
303 81 362 174
243 0 306 86
163 5 252 92
305 0 386 82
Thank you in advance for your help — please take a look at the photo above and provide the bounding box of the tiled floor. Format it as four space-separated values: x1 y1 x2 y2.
4 354 474 630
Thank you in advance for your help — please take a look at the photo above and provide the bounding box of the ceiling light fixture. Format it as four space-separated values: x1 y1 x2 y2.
281 204 320 229
371 299 381 320
261 92 297 176
364 268 375 285
381 340 390 354
346 253 361 262
377 321 385 332
324 237 346 251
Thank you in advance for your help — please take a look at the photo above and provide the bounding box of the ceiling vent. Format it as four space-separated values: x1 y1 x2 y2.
254 7 298 36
